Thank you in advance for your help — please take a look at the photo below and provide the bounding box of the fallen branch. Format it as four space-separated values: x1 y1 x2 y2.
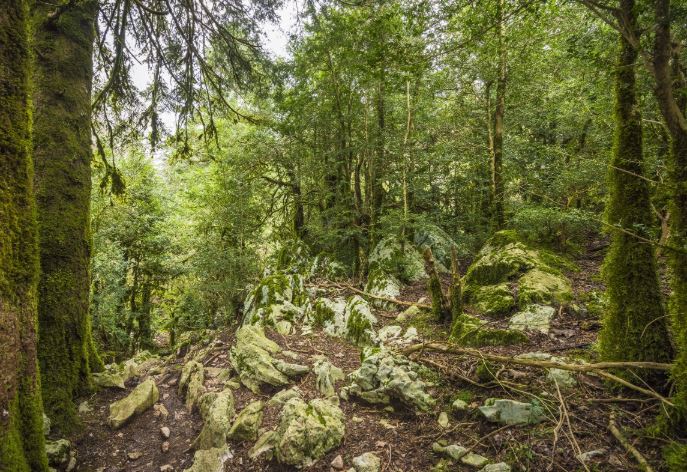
608 412 656 472
400 343 673 373
323 282 432 309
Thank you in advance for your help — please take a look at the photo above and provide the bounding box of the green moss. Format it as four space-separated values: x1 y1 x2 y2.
465 283 515 317
346 307 373 345
449 314 527 347
475 360 497 383
664 442 687 472
597 18 673 379
312 299 336 327
517 269 573 306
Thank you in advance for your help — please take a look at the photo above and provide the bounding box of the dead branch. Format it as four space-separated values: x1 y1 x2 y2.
608 412 656 472
321 282 432 309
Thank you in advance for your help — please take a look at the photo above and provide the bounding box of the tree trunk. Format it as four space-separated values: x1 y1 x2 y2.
491 0 507 230
0 1 49 469
31 0 103 433
597 0 672 380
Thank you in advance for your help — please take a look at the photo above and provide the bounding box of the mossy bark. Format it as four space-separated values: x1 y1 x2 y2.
0 1 49 469
597 0 672 379
31 0 103 433
423 248 450 322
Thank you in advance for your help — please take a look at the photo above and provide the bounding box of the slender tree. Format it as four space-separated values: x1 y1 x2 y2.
597 0 672 376
491 0 507 229
0 0 49 469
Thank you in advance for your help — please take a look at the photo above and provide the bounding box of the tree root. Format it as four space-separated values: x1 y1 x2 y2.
608 412 656 472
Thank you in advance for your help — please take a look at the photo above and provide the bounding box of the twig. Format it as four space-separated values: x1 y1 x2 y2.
554 378 591 472
608 412 656 472
323 282 432 309
596 371 674 408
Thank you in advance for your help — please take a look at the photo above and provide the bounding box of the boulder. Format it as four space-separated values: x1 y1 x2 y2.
509 305 556 334
364 267 402 309
345 296 378 345
413 224 466 269
45 439 71 467
311 297 347 329
478 398 546 425
243 273 307 323
515 352 577 388
178 360 205 411
227 400 264 441
467 283 516 317
183 447 232 472
352 452 381 472
343 348 435 412
230 325 307 393
92 370 126 389
369 236 427 283
479 463 511 472
108 379 159 429
518 269 572 306
273 398 345 467
195 389 235 449
449 314 527 347
268 387 303 408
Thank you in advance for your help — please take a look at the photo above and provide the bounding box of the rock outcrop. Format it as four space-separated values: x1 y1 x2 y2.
108 378 159 429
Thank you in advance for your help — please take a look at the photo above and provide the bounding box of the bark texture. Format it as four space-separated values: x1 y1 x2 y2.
0 1 49 469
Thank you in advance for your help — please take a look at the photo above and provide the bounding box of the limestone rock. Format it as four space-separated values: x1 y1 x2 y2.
195 389 235 449
413 224 466 269
518 269 572 306
160 426 171 439
331 455 345 470
452 399 468 412
461 452 489 468
478 398 545 425
449 314 527 347
268 387 302 407
515 351 577 388
273 398 345 467
345 296 378 345
227 400 263 441
352 452 381 472
364 267 401 309
108 379 159 429
437 412 449 428
243 272 307 324
178 360 205 411
313 357 345 397
369 236 428 283
311 297 347 329
46 439 71 467
230 325 307 393
183 447 232 472
43 414 51 436
509 305 556 334
343 348 435 412
248 430 277 460
479 463 511 472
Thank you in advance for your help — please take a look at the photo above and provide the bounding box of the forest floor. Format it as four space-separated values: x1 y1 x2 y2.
68 239 673 471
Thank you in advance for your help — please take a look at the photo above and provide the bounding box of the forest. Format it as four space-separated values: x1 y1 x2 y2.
1 0 687 470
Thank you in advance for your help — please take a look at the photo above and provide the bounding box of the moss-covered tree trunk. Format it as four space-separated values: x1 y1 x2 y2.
0 1 49 469
597 0 672 378
31 0 103 433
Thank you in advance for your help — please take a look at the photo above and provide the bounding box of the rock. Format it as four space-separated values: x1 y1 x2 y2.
196 389 235 449
66 454 77 472
273 398 345 467
469 283 516 317
313 357 345 397
268 387 303 407
352 452 381 472
518 269 572 306
128 451 143 460
178 360 205 411
433 442 467 461
343 348 435 412
509 305 556 334
438 411 449 428
243 273 307 323
368 236 427 283
311 297 347 329
160 426 171 439
331 455 345 470
345 296 378 345
364 267 402 309
43 414 51 436
160 465 174 472
576 449 606 462
46 439 71 466
461 452 489 468
227 400 264 441
449 313 527 347
108 379 159 429
230 325 307 392
515 352 577 388
161 441 170 453
479 463 511 472
478 398 546 425
413 224 466 269
78 401 92 414
92 371 126 389
183 446 232 472
397 304 422 322
248 430 277 460
452 399 468 412
154 403 170 419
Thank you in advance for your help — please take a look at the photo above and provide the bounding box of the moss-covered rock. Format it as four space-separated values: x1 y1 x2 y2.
311 297 346 328
413 224 468 269
273 398 345 467
509 305 556 334
478 398 546 425
108 379 159 429
178 360 205 411
465 283 515 317
243 273 307 323
369 236 427 283
518 269 572 306
229 325 307 392
183 447 232 472
195 389 235 449
313 357 345 397
343 348 435 412
345 296 378 345
364 267 401 309
227 400 264 442
449 314 527 347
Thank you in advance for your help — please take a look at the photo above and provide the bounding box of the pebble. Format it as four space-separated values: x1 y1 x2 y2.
161 441 170 453
128 451 143 460
437 411 449 428
160 465 174 472
160 426 171 439
331 454 344 469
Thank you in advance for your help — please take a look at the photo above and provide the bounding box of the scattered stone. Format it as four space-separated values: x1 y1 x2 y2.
160 426 171 439
461 452 489 468
108 379 159 429
272 398 345 467
92 370 126 389
343 347 435 412
178 360 205 411
66 454 77 472
128 451 143 460
397 304 422 322
160 464 173 471
183 446 232 472
479 463 511 472
509 305 556 334
515 352 577 388
331 454 345 470
352 452 381 472
438 411 449 428
248 430 276 460
161 441 170 453
154 403 170 419
576 449 607 462
452 399 468 412
78 401 92 414
227 400 264 441
196 389 235 449
478 398 546 425
268 387 302 407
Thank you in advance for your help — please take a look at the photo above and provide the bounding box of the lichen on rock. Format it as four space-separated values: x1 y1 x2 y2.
195 389 235 449
450 314 527 347
227 400 264 441
108 379 159 429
